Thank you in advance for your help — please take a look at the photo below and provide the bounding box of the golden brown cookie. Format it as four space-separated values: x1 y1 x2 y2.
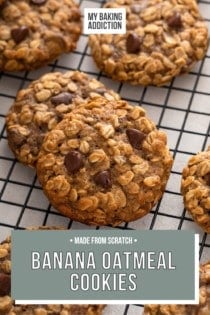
144 260 210 314
89 0 208 86
181 147 210 233
36 97 173 226
0 226 105 315
0 0 81 71
6 71 120 167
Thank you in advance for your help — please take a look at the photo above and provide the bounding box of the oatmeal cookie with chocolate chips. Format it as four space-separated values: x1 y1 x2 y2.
0 226 105 315
144 260 210 314
88 0 208 86
36 97 173 226
6 71 120 167
0 0 81 71
181 147 210 233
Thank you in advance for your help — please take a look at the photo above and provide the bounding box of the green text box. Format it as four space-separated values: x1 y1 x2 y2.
12 230 198 302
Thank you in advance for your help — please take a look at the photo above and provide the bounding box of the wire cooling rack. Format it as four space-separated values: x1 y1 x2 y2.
0 0 210 314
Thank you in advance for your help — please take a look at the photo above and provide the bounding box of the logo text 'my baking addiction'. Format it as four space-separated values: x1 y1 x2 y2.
84 8 126 34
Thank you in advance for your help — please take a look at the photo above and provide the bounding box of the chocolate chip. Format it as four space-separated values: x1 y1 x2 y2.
130 4 141 14
0 273 11 296
9 130 25 149
0 0 6 9
167 12 182 29
126 128 146 149
51 92 73 106
204 172 210 186
94 170 112 189
64 151 84 173
126 33 141 54
31 0 47 4
11 26 29 44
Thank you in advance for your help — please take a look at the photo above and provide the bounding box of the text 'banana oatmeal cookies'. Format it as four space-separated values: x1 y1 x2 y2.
0 226 106 315
181 147 210 233
88 0 208 86
6 71 120 167
36 97 173 226
0 0 81 71
144 260 210 315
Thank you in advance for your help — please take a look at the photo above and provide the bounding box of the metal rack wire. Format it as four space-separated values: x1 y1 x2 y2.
0 0 210 314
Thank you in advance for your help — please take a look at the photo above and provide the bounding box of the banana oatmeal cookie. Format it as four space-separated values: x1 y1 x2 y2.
6 71 120 167
181 147 210 233
144 260 210 314
0 226 105 315
88 0 208 86
36 97 173 226
0 0 81 71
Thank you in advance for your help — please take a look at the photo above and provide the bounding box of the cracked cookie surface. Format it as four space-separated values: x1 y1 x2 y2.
144 260 210 314
36 97 173 226
6 71 120 167
0 226 105 315
181 147 210 233
0 0 81 71
88 0 208 86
